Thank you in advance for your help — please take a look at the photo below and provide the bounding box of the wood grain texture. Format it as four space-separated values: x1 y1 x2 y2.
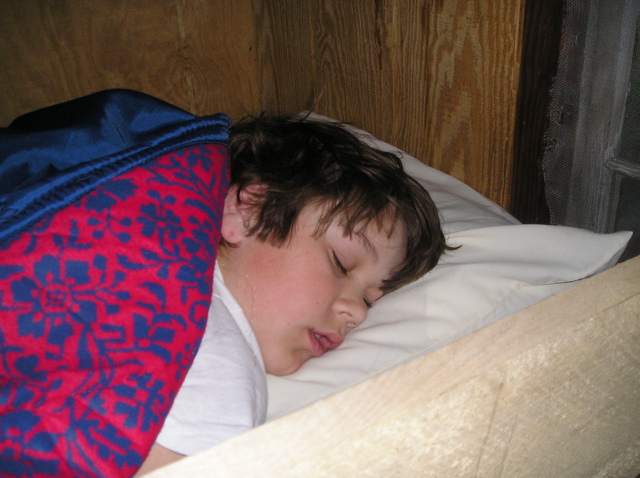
0 0 259 125
147 255 640 478
256 0 314 115
258 0 526 209
432 0 524 205
2 0 528 210
310 0 396 141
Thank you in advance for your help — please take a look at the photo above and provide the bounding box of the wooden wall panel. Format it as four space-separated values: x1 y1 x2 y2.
1 0 530 211
310 1 396 141
0 0 259 125
405 0 525 207
258 0 526 209
260 0 395 138
256 1 314 115
259 0 397 140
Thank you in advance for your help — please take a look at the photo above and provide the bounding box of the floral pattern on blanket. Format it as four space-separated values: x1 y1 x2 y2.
0 144 229 477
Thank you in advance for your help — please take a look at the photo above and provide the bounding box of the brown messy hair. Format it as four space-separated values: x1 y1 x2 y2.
228 114 452 293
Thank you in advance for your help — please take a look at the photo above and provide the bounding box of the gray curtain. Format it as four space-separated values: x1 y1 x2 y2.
543 0 640 260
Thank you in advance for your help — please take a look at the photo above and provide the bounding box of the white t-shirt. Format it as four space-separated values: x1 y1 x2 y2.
156 264 267 456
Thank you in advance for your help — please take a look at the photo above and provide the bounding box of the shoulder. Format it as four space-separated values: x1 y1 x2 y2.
154 288 267 455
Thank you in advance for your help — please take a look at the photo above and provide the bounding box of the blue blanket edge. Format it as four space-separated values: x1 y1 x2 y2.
0 90 230 246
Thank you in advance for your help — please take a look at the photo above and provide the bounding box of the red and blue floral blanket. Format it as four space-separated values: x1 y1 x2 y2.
0 90 229 477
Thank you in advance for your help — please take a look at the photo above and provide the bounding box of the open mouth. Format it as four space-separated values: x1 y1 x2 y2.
309 330 343 357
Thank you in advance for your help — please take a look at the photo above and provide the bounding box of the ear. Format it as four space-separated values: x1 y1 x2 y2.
220 184 263 245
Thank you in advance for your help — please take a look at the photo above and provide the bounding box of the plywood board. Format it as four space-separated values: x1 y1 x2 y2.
258 0 526 209
0 0 259 124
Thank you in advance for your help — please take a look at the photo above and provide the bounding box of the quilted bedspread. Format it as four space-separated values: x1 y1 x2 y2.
0 90 230 477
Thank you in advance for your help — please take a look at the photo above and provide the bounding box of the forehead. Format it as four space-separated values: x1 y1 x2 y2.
311 200 401 237
327 213 407 264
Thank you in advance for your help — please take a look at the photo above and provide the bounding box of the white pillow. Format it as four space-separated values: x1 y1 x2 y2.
266 117 632 421
347 125 521 234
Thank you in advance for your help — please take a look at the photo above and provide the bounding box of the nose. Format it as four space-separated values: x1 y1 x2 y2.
332 296 368 337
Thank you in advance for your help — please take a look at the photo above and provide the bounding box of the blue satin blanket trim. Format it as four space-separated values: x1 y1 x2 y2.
0 89 230 245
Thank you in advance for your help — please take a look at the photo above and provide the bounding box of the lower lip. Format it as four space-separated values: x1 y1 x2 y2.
308 330 327 357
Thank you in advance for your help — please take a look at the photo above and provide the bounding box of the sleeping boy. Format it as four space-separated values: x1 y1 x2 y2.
138 114 450 474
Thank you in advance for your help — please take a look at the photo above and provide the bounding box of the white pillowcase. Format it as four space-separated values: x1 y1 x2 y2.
266 117 632 421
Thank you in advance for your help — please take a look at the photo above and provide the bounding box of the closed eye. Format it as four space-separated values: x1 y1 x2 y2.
332 251 348 276
332 251 376 308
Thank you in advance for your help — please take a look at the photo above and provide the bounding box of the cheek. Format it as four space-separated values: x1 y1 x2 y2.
270 257 335 307
291 271 336 311
262 277 333 322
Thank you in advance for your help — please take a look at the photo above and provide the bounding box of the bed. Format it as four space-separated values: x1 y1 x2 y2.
1 1 639 477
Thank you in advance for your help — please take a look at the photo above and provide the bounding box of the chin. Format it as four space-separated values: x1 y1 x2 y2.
267 358 306 377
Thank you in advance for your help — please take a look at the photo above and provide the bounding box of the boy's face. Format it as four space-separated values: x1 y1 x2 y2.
219 193 407 376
